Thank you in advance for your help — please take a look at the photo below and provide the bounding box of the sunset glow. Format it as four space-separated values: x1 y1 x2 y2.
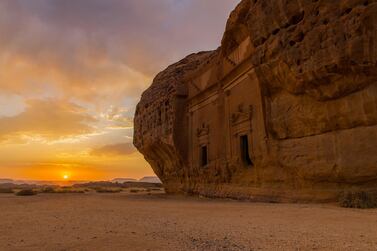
0 0 238 181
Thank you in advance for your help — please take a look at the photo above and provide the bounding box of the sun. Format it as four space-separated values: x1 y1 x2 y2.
63 174 69 180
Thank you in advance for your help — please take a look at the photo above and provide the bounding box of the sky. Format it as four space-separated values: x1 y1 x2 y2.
0 0 239 181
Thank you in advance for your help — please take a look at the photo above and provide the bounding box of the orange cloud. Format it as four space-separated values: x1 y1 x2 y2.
90 143 136 157
0 99 96 143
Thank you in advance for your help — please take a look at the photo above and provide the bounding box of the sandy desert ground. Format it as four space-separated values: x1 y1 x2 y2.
0 192 376 251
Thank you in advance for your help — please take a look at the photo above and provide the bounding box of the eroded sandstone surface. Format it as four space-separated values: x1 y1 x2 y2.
134 0 377 202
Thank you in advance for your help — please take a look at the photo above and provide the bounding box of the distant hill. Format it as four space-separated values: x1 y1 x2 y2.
112 178 137 183
0 179 13 184
112 177 161 184
0 178 58 189
0 176 162 186
0 179 68 185
73 181 162 189
139 176 161 183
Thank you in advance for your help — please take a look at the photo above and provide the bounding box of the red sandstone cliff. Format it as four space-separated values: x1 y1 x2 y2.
134 0 377 202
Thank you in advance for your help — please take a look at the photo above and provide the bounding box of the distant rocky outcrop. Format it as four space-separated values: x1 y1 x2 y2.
112 177 161 184
134 0 377 202
112 178 137 183
139 176 162 184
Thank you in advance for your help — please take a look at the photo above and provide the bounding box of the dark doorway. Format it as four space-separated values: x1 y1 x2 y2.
200 145 208 167
240 135 253 166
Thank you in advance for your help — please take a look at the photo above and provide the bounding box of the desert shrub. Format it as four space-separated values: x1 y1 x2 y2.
58 188 85 194
339 190 377 209
95 187 121 193
130 189 140 193
41 187 56 193
39 187 84 194
16 189 37 196
0 188 14 193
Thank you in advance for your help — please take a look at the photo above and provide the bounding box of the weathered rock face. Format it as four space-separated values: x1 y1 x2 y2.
134 0 377 201
134 51 216 192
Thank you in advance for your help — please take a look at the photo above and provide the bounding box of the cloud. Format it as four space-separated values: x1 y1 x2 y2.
90 143 136 156
0 0 238 104
0 99 96 143
0 0 239 179
102 106 134 129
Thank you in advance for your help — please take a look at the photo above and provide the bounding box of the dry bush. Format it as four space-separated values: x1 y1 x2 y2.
40 187 84 194
130 189 140 193
40 187 56 193
57 188 85 194
339 190 377 209
16 189 37 196
95 187 122 193
0 188 14 193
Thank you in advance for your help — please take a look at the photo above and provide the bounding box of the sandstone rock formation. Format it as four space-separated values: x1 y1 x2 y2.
134 0 377 202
